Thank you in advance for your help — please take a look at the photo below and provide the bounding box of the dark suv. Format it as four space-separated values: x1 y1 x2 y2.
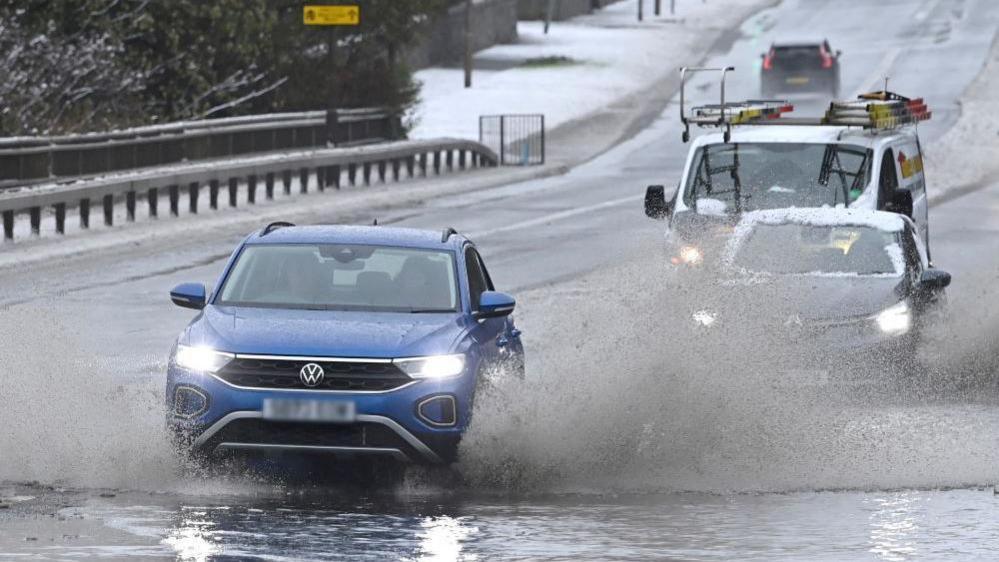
761 40 841 97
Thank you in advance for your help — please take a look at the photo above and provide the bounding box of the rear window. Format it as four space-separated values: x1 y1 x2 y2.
682 142 872 215
774 45 821 59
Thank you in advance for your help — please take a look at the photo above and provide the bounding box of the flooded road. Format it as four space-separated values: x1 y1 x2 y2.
4 0 999 559
5 482 999 560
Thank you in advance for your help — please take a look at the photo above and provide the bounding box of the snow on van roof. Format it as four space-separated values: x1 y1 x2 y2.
738 207 905 232
689 124 918 148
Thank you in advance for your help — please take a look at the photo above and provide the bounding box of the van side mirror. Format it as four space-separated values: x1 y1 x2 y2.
645 185 672 219
170 283 207 310
885 190 913 218
835 49 842 58
919 269 951 291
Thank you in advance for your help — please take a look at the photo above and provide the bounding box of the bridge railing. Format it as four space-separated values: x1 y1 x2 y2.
0 138 497 242
0 108 401 188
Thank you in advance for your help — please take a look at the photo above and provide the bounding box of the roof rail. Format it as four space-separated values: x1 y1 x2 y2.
260 221 295 236
441 227 458 243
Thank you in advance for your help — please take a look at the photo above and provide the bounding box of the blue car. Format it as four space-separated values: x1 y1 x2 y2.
166 222 523 465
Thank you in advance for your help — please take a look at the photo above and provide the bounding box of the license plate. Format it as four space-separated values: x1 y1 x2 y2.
262 399 356 423
786 76 810 85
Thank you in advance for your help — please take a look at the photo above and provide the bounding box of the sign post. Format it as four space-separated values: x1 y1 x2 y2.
303 5 360 148
302 5 360 26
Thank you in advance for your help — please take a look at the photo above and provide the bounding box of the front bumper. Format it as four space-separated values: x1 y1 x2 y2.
165 364 475 464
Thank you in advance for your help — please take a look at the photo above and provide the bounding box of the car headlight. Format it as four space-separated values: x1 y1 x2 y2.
671 245 704 266
174 345 234 373
394 354 466 379
874 301 911 336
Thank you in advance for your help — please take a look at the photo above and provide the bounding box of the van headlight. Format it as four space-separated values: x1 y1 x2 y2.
174 345 234 373
394 354 466 379
874 301 911 336
671 245 704 266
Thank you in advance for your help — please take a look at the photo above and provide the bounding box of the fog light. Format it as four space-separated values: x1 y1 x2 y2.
417 395 457 427
173 386 209 419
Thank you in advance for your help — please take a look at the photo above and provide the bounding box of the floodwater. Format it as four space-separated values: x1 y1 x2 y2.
3 250 999 561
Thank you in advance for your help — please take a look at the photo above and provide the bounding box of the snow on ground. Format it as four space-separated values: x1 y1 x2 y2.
924 35 999 202
409 0 772 140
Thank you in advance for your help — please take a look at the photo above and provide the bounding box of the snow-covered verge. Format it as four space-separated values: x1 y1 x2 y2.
409 0 773 144
924 35 999 204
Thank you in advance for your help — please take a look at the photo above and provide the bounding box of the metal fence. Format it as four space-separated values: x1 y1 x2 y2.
0 138 497 242
479 114 545 166
0 108 401 188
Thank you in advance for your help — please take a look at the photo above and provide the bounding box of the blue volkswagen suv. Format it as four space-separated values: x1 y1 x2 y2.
166 222 523 464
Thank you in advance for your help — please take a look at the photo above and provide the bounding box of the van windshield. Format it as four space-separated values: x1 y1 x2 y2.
683 142 872 215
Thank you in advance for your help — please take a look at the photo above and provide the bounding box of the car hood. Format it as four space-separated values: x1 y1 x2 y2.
184 305 468 358
695 275 907 322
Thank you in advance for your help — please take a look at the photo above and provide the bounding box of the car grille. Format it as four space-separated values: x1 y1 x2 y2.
216 357 413 391
209 419 405 449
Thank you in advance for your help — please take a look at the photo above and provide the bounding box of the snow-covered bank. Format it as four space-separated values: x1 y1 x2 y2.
410 0 773 142
925 35 999 203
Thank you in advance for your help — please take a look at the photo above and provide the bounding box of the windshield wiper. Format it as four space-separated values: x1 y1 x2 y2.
407 308 455 314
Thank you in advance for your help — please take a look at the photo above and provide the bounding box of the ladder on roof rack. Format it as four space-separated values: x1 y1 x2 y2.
679 66 794 143
677 67 931 142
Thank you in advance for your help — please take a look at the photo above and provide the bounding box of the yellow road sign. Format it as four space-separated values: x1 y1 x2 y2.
303 5 360 26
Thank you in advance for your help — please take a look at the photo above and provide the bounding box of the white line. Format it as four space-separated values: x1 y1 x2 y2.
471 193 644 238
851 46 902 98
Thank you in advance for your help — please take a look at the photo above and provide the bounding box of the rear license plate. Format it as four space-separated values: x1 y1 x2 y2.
262 399 356 423
786 76 810 85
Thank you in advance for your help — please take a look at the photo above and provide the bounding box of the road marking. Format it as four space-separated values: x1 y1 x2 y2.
851 46 902 97
471 193 644 238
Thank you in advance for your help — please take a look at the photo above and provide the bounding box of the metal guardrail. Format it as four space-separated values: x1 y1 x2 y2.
479 114 545 166
0 108 401 188
0 138 497 242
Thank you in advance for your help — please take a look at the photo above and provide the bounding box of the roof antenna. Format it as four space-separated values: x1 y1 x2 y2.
372 218 378 226
441 227 458 243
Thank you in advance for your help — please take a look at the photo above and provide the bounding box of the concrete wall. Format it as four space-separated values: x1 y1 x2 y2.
517 0 620 21
408 0 519 69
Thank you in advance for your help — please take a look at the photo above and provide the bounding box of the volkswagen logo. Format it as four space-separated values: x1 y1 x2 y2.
299 363 325 387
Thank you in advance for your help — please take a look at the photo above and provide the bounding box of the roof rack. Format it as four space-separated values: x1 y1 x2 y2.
678 67 930 142
441 227 458 243
260 221 295 236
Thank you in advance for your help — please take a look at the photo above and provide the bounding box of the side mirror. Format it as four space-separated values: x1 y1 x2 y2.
885 189 913 218
760 53 765 59
835 49 842 58
645 185 673 219
475 291 515 319
919 269 951 291
170 282 207 310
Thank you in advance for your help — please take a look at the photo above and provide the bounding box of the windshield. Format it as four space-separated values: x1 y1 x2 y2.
731 224 902 276
683 142 871 214
217 244 459 312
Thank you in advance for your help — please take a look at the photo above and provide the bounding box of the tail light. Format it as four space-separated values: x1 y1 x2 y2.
820 47 833 68
762 51 774 70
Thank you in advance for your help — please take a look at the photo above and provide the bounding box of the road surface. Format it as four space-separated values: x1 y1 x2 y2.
3 0 999 559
